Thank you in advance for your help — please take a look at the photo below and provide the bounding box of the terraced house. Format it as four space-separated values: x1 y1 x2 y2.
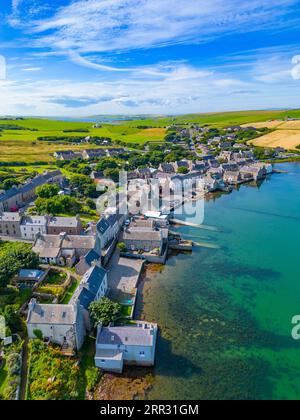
0 212 22 237
0 170 63 212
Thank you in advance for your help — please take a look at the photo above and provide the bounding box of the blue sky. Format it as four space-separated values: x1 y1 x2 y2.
0 0 300 116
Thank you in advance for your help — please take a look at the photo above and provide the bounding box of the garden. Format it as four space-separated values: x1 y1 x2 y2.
0 336 23 400
26 337 101 400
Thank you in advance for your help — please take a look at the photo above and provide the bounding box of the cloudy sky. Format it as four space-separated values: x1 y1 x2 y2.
0 0 300 116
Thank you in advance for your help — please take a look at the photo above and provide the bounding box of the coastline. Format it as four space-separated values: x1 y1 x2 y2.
92 173 274 400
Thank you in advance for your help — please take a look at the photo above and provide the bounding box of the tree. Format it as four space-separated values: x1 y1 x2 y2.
89 298 121 326
35 195 81 215
103 168 120 183
69 174 97 197
117 242 127 252
95 158 119 172
0 243 39 288
177 166 189 174
33 329 43 340
36 184 59 198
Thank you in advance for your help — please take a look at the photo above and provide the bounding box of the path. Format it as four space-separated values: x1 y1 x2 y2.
20 338 29 401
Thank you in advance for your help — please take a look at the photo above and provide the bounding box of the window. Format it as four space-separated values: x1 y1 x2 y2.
140 351 145 356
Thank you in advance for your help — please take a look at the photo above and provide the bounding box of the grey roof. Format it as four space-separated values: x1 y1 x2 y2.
124 229 162 241
176 160 189 167
70 265 107 310
75 249 101 275
33 233 95 258
84 149 107 156
0 212 22 222
96 218 110 235
47 216 80 228
73 287 95 311
21 215 48 226
0 171 62 203
95 348 124 360
96 215 118 235
61 235 95 250
160 163 174 172
85 249 101 265
27 302 77 325
97 324 157 347
81 265 107 295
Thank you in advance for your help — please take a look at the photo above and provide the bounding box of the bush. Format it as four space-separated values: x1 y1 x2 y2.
86 367 100 392
6 353 21 375
33 329 43 340
117 242 127 252
89 298 121 326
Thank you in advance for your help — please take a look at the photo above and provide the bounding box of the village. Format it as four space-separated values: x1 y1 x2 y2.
0 122 297 399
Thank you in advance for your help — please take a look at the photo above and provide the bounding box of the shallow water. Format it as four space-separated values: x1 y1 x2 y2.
137 162 300 400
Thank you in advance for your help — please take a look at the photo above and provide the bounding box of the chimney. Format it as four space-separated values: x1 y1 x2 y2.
59 232 67 240
28 298 37 313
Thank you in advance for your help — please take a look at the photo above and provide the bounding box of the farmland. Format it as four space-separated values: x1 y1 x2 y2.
1 110 300 164
0 118 166 164
250 129 300 149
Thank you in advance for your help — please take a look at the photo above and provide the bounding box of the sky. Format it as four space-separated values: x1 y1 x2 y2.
0 0 300 116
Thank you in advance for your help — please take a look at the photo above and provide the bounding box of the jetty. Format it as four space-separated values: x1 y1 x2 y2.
170 218 218 231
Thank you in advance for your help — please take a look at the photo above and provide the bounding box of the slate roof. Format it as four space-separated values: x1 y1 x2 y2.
21 215 48 226
27 302 77 325
0 171 62 203
97 323 157 347
96 215 118 235
47 216 80 228
70 265 107 310
0 212 22 222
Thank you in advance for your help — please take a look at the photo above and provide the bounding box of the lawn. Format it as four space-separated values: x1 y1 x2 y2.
61 278 80 304
0 118 167 164
120 305 133 317
77 336 100 399
0 361 8 395
45 271 67 285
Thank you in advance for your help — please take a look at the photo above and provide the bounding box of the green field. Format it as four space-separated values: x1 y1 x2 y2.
1 110 300 163
0 118 166 163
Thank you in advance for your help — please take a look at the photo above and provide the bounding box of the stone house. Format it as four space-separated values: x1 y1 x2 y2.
20 215 48 241
27 299 86 351
0 212 22 237
47 215 82 235
0 171 63 212
223 171 242 185
95 323 158 373
32 232 95 266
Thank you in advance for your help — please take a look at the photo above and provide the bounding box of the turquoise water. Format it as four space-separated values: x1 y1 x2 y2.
137 162 300 400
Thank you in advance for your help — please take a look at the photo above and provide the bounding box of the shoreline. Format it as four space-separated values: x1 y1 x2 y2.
92 163 289 400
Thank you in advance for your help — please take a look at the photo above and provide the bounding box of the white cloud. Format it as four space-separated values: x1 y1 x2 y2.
9 0 300 72
291 55 300 80
21 67 41 72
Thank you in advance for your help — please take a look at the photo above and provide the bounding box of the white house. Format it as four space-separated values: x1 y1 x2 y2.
95 322 158 373
20 215 48 241
27 299 86 351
